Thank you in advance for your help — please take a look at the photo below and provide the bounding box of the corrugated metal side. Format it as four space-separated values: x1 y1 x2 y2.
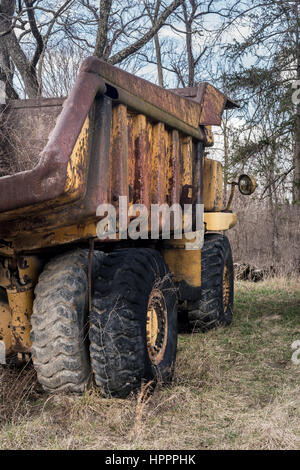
107 104 197 212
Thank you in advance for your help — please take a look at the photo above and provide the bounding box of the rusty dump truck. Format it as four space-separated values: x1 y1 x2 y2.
0 57 255 396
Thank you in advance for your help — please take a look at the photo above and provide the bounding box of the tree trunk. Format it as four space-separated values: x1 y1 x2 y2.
94 0 112 59
182 3 194 87
154 33 164 87
0 0 18 99
4 31 39 98
294 0 300 203
0 38 18 99
0 0 39 98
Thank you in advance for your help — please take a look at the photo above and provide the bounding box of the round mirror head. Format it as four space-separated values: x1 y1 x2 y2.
238 174 257 195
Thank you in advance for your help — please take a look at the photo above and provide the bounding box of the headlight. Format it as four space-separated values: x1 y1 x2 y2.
238 174 257 195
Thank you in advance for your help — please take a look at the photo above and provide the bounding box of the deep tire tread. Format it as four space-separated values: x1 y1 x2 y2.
31 249 105 393
188 234 234 329
89 248 177 398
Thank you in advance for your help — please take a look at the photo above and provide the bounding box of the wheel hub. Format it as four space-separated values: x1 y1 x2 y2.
146 289 168 365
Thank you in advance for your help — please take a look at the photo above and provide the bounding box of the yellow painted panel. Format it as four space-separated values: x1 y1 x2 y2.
204 125 214 146
110 104 129 201
151 122 166 204
12 221 98 252
64 116 90 197
162 237 201 287
204 212 237 231
0 300 12 354
181 136 193 188
203 158 223 211
7 288 33 353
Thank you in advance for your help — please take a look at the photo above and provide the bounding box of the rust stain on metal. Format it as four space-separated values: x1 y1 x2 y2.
127 112 135 204
0 300 12 353
12 221 98 252
64 116 90 198
0 69 106 215
82 57 202 130
109 104 129 206
7 287 33 353
0 57 242 364
0 56 236 253
131 113 152 207
169 130 181 205
180 136 193 205
170 83 239 126
202 157 223 211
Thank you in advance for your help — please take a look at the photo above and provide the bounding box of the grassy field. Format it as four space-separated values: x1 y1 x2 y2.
0 277 299 450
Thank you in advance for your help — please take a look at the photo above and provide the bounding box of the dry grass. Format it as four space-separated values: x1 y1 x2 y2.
0 277 299 450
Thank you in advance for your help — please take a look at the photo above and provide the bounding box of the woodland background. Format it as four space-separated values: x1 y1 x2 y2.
0 0 299 273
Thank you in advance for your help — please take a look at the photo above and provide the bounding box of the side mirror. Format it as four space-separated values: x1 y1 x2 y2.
238 174 257 195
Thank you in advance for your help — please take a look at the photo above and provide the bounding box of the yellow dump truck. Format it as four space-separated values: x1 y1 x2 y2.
0 57 255 396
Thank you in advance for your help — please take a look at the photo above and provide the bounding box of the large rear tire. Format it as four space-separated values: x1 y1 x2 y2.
89 248 178 397
31 249 105 393
188 234 234 329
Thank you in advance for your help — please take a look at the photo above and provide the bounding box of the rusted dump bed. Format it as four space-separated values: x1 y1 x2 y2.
0 98 64 177
0 56 235 251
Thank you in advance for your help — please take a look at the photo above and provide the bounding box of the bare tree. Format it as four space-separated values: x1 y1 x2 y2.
0 0 75 97
143 0 165 86
224 0 300 203
135 0 241 88
0 0 40 98
0 0 185 98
